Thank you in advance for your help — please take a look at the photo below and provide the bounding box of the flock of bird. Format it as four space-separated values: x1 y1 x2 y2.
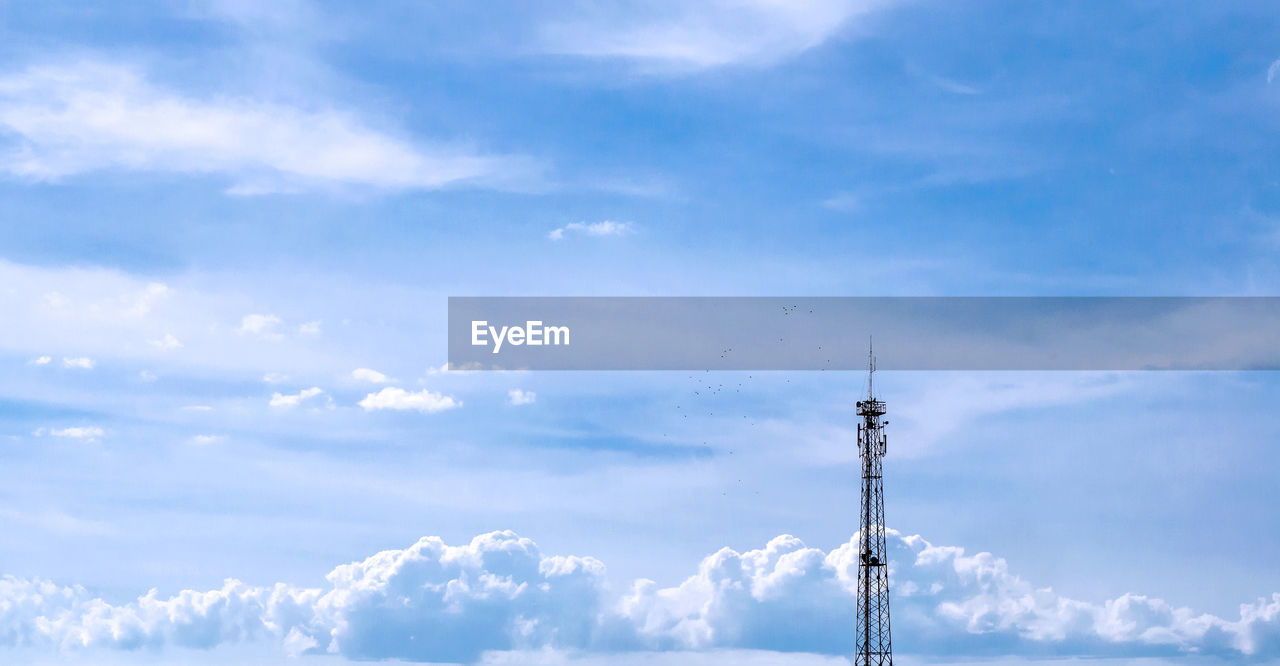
662 305 837 498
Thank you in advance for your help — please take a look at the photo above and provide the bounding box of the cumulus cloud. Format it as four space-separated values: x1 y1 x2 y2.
262 372 289 384
613 532 1280 658
351 367 391 383
238 313 283 340
122 282 172 317
61 356 95 369
268 387 324 408
191 434 225 445
0 575 320 653
538 1 893 70
548 221 632 240
508 388 537 405
0 531 602 663
310 531 605 662
27 355 51 365
1 530 1277 663
298 320 322 336
148 333 183 350
358 387 460 413
0 61 536 193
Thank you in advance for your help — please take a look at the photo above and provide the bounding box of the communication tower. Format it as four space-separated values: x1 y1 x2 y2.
855 341 893 666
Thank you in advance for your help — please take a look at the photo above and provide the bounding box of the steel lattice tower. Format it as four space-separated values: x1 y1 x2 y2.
855 344 892 666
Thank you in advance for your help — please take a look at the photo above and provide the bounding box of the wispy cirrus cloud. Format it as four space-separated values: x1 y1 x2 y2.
548 220 632 240
537 1 895 70
33 426 104 441
0 61 539 194
61 356 95 369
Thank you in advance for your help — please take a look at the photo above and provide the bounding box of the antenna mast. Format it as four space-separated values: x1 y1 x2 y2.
854 339 892 666
867 336 875 399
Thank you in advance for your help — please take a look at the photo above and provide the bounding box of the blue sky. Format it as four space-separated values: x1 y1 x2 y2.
2 1 1280 664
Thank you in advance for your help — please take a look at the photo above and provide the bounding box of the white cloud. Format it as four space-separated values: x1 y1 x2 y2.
351 367 391 384
298 320 322 336
148 332 183 349
61 356 95 369
508 388 537 406
0 530 1276 661
0 259 452 386
191 434 225 445
123 282 172 317
358 386 460 413
619 532 1280 657
607 531 1280 658
139 370 158 382
820 191 861 212
0 263 202 367
269 387 324 408
181 405 213 412
1269 58 1280 84
538 1 892 70
27 355 51 365
262 372 290 384
43 291 68 309
45 426 104 440
477 650 847 665
0 61 537 193
548 220 632 240
753 375 1136 472
889 373 1131 457
0 575 320 653
238 313 283 340
0 531 602 662
39 280 170 320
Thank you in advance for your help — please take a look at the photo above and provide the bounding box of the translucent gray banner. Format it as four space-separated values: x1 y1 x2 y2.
447 297 1280 371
